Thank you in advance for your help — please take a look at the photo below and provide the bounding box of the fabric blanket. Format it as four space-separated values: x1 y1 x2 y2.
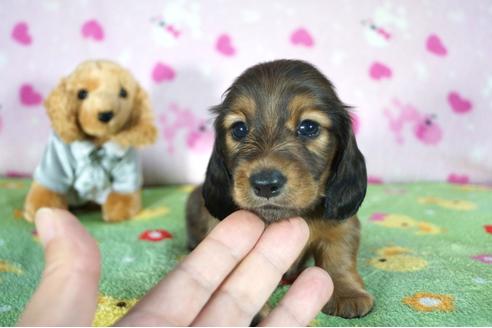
0 178 491 326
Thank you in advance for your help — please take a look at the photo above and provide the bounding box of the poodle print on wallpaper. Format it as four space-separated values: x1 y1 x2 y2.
384 99 442 145
159 103 214 155
150 1 201 48
362 3 407 47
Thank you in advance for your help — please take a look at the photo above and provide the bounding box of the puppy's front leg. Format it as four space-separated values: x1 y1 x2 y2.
185 185 219 250
310 216 374 318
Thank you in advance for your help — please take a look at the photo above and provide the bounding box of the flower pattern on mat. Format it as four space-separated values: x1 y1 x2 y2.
370 213 443 235
134 207 170 220
179 184 196 193
457 184 492 192
93 295 138 327
0 259 23 283
473 277 489 285
0 181 25 189
0 305 12 314
139 229 173 242
369 246 428 272
403 292 454 312
418 196 477 210
471 254 492 264
12 209 23 219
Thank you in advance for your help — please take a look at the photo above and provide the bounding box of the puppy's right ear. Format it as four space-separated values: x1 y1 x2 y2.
202 131 237 220
45 78 84 143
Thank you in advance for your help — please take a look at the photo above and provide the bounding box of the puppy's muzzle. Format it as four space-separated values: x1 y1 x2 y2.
98 111 114 123
250 169 286 199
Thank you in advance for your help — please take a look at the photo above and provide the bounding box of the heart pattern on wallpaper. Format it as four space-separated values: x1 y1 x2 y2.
426 34 447 56
19 84 43 106
216 34 236 56
369 61 392 80
152 62 176 83
447 173 470 185
11 22 32 46
81 20 104 41
448 92 472 114
290 28 314 47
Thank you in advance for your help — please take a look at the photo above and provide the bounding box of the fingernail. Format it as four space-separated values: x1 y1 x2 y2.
35 208 57 246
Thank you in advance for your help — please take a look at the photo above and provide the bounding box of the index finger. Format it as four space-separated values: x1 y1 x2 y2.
118 210 265 326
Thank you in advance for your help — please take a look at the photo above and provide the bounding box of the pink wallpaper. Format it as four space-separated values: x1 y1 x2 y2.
0 0 491 184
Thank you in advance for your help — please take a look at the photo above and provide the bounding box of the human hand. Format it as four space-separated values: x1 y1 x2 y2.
18 209 333 326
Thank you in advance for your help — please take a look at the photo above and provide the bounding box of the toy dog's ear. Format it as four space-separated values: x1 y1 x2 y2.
112 85 157 147
45 78 84 143
323 129 367 220
202 128 237 220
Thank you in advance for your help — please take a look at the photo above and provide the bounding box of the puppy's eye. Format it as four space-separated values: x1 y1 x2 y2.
77 89 88 100
297 119 320 138
119 87 128 98
231 122 248 141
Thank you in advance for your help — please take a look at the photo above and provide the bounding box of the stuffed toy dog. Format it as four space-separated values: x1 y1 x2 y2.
24 60 157 222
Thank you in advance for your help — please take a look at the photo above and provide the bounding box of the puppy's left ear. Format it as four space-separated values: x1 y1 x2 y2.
323 130 367 220
112 85 157 147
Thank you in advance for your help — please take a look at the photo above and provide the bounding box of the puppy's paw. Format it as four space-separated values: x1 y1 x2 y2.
103 191 141 222
323 290 374 319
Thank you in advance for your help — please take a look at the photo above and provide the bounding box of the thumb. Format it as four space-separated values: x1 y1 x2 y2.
17 208 101 326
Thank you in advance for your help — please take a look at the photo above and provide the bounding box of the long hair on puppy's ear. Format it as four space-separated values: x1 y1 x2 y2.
323 111 367 220
202 107 238 220
45 78 85 143
112 85 157 147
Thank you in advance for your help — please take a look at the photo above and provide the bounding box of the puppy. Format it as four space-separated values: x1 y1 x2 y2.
186 59 373 318
24 60 157 222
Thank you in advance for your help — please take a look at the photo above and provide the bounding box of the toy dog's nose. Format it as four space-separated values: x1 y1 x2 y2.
250 169 286 199
98 111 114 123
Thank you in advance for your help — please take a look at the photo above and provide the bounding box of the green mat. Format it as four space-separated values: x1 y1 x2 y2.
0 178 491 326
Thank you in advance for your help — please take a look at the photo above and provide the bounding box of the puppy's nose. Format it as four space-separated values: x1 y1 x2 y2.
98 111 114 123
250 169 286 199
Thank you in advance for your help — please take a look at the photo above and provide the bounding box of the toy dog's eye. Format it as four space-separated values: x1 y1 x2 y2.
297 119 320 138
119 87 128 98
77 89 88 100
231 121 248 141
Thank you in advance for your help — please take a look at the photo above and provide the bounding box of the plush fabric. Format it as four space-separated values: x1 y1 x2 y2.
0 1 491 184
0 178 491 326
34 133 142 205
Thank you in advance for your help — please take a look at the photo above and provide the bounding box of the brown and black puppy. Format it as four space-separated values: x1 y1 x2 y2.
186 59 373 319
